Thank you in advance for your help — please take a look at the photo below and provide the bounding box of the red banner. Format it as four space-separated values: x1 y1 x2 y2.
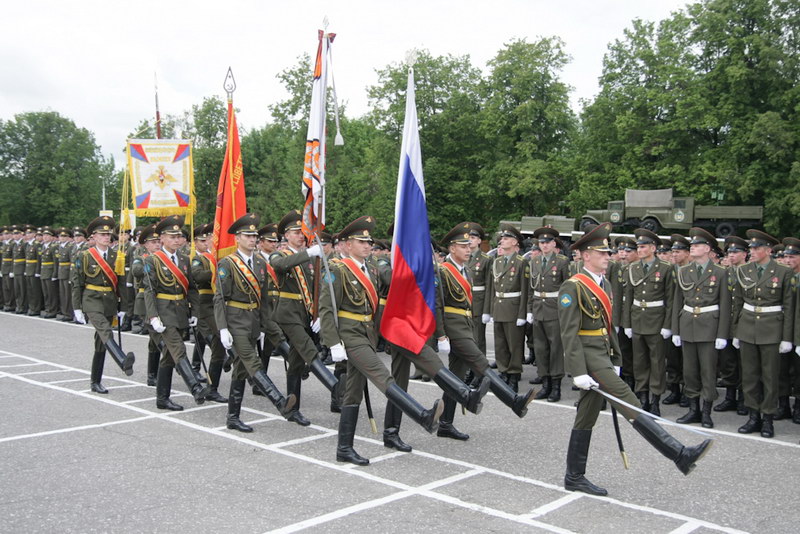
212 99 247 260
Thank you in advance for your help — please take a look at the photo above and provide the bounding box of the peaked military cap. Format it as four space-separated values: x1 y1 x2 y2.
372 239 390 251
572 222 612 252
0 226 7 233
499 223 523 244
10 224 22 234
258 223 279 241
41 226 54 236
746 229 778 248
533 226 558 242
86 216 115 235
56 227 72 238
277 210 302 235
670 234 690 250
634 228 659 245
319 231 333 245
724 235 748 253
194 223 213 239
442 222 473 246
72 226 87 237
689 227 716 246
466 222 485 240
22 224 35 233
155 215 185 235
615 236 636 251
228 213 260 235
772 244 785 258
339 215 376 242
782 237 800 256
138 224 160 244
657 238 672 253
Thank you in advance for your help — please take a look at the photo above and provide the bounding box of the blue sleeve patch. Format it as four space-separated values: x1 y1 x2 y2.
560 294 572 307
144 263 152 273
192 259 202 267
218 267 227 279
322 271 336 284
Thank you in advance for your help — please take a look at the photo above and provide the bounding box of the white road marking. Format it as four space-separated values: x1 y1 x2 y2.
669 521 702 534
0 414 155 444
14 369 74 376
524 492 584 518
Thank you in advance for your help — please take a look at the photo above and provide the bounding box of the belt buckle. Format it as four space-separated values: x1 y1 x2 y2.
755 306 762 313
601 328 607 335
693 306 702 314
640 301 647 308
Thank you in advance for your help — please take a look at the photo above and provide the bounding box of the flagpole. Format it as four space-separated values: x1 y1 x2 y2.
224 67 237 222
154 72 162 140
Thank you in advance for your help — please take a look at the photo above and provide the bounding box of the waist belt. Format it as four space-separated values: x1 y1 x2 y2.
138 288 145 293
198 289 214 295
472 285 485 291
743 303 782 313
13 259 25 263
227 301 258 310
2 258 11 262
444 306 472 317
338 310 372 322
41 262 54 266
578 328 608 336
268 290 279 297
683 304 719 314
86 284 112 292
495 291 521 298
25 259 37 263
533 291 558 298
379 298 387 306
157 293 184 301
633 299 664 308
279 291 302 300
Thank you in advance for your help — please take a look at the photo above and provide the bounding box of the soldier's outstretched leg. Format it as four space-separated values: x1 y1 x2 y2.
310 355 338 392
251 369 296 418
104 338 135 376
90 350 108 394
331 365 346 413
147 348 160 387
156 367 183 411
432 368 489 415
285 372 310 426
385 383 443 434
485 369 535 417
437 396 469 440
564 429 607 496
226 379 253 433
175 357 210 405
337 405 369 466
631 415 712 475
383 400 411 452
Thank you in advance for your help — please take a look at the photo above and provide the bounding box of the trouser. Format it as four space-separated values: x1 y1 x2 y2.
632 333 666 395
717 341 741 388
26 275 42 314
681 341 719 401
532 318 564 379
42 278 59 314
493 321 525 375
449 337 491 379
280 321 320 376
574 366 641 429
740 342 780 415
157 327 189 368
619 329 634 378
120 284 135 315
14 273 26 312
2 274 14 309
389 342 445 379
343 344 396 405
196 314 225 367
59 278 73 317
230 331 264 381
472 315 487 354
85 311 115 351
665 338 683 386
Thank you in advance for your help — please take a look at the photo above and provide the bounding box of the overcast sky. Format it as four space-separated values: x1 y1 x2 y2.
1 0 689 165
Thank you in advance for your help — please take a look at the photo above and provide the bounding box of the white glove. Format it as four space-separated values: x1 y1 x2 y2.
220 328 233 349
51 278 58 281
310 317 321 333
73 309 86 324
35 273 40 277
615 326 620 334
126 282 133 288
117 311 126 321
796 346 800 357
306 244 323 258
481 314 492 324
8 273 13 278
624 328 633 338
257 331 265 350
613 366 621 376
187 316 198 327
331 343 347 362
515 318 527 327
573 374 599 390
150 317 166 333
715 338 727 350
660 328 672 339
526 313 533 324
672 335 682 347
437 338 451 353
732 338 740 349
779 341 793 354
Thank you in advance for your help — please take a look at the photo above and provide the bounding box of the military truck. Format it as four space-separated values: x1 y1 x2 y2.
580 189 763 237
499 215 577 244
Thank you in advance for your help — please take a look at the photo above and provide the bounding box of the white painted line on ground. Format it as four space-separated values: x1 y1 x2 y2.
47 378 90 385
272 431 337 449
77 383 147 393
669 522 702 534
0 362 46 368
122 397 156 404
0 415 155 444
524 492 584 519
14 369 74 376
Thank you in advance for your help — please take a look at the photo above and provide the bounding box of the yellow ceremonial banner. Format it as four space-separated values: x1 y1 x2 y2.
127 139 195 217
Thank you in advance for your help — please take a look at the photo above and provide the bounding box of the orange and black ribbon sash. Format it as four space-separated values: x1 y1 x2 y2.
154 250 189 295
284 249 314 315
202 252 218 291
441 261 473 305
571 273 612 328
228 253 262 305
88 247 118 293
340 258 379 313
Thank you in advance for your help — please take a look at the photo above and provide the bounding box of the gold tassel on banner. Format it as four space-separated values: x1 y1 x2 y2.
114 168 132 275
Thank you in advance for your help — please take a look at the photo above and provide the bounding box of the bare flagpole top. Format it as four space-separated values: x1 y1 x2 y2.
223 67 236 97
405 49 418 69
323 15 329 32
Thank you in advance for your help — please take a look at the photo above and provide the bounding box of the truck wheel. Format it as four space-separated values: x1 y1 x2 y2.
579 219 595 232
640 218 661 233
715 222 735 237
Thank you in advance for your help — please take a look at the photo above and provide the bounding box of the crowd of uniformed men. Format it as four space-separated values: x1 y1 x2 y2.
2 214 798 494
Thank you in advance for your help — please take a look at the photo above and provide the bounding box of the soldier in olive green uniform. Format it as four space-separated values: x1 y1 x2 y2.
71 216 135 393
732 230 795 438
528 227 571 402
0 226 7 309
485 224 529 392
255 222 291 381
671 228 731 428
781 237 800 423
56 227 74 321
131 224 162 386
39 227 59 318
12 225 30 314
612 236 636 389
662 235 690 405
561 223 712 497
143 215 209 411
623 229 675 416
24 225 43 316
116 229 134 331
467 224 492 354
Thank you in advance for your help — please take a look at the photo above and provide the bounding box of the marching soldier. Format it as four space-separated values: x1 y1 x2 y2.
71 216 135 393
732 230 795 438
779 237 800 421
2 226 16 312
130 224 162 386
789 238 800 423
39 227 59 318
214 213 296 431
56 227 74 321
467 223 492 355
142 215 209 411
485 224 529 392
561 223 712 496
0 226 6 309
528 226 570 402
25 225 43 316
672 228 731 428
623 229 675 416
663 234 691 406
12 225 30 314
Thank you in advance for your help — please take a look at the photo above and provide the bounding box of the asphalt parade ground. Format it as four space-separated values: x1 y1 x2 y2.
0 314 798 533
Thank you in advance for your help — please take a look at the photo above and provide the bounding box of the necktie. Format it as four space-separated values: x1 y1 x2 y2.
362 265 368 275
600 276 605 289
247 258 253 270
697 265 703 277
102 251 107 262
643 262 649 275
757 265 764 279
172 254 177 265
542 256 547 270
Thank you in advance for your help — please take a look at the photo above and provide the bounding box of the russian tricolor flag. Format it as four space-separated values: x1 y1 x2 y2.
380 67 436 353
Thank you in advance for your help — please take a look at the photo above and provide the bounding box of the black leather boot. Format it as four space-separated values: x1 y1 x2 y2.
677 398 701 424
437 396 469 441
760 414 774 438
226 379 253 432
147 349 159 387
383 400 411 452
175 357 209 405
330 369 345 413
713 387 737 412
156 367 183 411
432 368 489 415
662 383 681 405
548 379 562 403
310 356 338 392
529 375 543 385
774 396 791 421
90 351 108 394
650 394 661 417
793 398 800 424
632 415 713 475
485 369 535 418
507 373 520 393
564 429 607 496
637 391 651 413
251 369 296 418
679 388 690 408
385 383 442 434
104 338 135 376
738 409 762 433
120 315 132 332
285 373 310 426
736 389 748 415
701 400 714 428
534 376 551 400
204 360 227 403
336 405 369 466
190 335 207 382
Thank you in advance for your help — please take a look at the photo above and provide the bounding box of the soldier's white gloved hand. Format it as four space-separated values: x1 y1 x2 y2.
481 314 492 324
187 316 198 327
613 366 621 376
624 328 633 338
515 318 527 327
779 341 793 354
306 244 323 258
573 374 599 390
732 338 740 349
219 328 234 349
117 311 126 321
150 317 166 333
437 338 450 353
73 309 86 324
526 313 533 324
331 343 347 362
257 331 265 350
126 282 133 288
660 328 672 339
715 338 727 350
51 277 58 281
35 273 40 277
796 346 800 357
310 317 321 333
672 335 682 347
8 273 13 278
